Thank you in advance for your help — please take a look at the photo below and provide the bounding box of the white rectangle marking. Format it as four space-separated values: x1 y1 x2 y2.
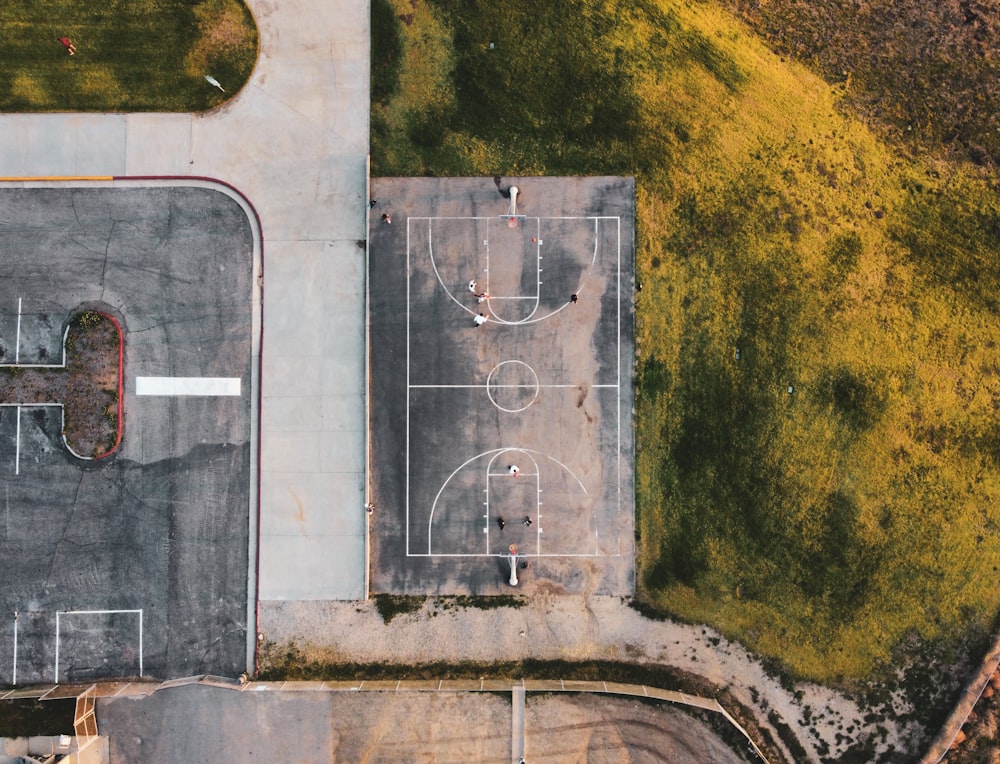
136 377 241 396
54 609 143 683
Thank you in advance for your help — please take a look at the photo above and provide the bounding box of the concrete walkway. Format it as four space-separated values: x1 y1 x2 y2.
512 685 526 762
0 0 371 625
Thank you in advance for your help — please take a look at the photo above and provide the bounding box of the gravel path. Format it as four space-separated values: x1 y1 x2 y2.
260 595 918 762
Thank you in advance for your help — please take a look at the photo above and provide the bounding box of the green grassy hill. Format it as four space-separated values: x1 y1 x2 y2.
372 0 1000 692
0 0 257 111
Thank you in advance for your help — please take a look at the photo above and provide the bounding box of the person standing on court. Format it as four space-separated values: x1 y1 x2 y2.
474 313 487 327
508 465 519 476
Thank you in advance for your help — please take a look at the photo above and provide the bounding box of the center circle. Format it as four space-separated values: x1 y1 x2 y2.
486 360 539 413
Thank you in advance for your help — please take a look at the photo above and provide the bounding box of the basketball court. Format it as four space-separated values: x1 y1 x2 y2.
368 176 635 595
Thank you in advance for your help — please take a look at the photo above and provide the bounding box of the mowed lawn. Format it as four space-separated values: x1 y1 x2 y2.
372 0 1000 701
0 0 257 111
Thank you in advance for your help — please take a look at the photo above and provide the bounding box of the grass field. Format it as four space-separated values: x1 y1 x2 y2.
0 0 257 111
372 0 1000 699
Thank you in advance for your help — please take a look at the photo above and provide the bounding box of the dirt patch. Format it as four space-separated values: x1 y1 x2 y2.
944 670 1000 763
0 699 75 737
0 311 121 459
184 0 259 79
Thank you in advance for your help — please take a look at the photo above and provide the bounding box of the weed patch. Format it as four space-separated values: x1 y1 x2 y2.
373 594 427 624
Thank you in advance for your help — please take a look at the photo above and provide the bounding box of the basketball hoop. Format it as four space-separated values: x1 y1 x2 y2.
505 185 520 228
507 544 519 586
500 214 527 228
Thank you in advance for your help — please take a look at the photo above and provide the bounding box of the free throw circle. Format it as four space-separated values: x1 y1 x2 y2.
486 360 540 412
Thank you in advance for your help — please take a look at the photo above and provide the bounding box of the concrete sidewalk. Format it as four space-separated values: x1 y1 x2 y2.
0 0 371 651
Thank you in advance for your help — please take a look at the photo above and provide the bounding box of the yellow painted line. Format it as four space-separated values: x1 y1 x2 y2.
0 176 114 182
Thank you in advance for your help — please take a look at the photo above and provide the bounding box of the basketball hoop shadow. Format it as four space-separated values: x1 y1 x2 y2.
426 448 589 556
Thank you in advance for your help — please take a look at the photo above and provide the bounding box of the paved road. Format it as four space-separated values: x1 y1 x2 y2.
96 683 747 763
0 0 372 673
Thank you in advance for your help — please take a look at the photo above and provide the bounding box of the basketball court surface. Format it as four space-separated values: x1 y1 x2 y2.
368 176 635 595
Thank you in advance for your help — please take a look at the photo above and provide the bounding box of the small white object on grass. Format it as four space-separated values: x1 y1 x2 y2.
204 75 225 92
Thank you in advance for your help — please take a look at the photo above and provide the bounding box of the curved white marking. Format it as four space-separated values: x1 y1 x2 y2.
486 360 539 413
422 218 603 326
485 447 541 478
426 220 478 317
427 447 588 554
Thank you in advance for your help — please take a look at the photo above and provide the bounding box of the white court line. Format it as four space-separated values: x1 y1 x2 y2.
14 406 19 476
408 552 620 558
421 216 607 326
408 216 622 221
136 377 240 396
425 447 587 555
408 384 619 389
15 298 21 364
11 611 17 686
481 450 541 556
408 214 626 558
483 216 540 323
616 216 622 520
426 219 475 318
406 218 412 556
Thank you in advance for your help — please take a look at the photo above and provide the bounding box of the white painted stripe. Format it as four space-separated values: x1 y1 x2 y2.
136 377 241 396
15 298 21 364
12 611 17 686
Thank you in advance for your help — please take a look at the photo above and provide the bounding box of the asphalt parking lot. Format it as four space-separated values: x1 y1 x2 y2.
0 186 255 684
96 685 746 763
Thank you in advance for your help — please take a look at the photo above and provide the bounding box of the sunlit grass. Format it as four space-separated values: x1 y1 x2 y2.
373 0 1000 684
0 0 257 111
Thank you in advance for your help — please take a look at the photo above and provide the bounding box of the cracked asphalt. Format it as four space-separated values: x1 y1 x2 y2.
0 186 254 683
368 176 636 596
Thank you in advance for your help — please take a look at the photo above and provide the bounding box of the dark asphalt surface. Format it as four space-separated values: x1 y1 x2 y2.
0 187 254 683
369 177 635 596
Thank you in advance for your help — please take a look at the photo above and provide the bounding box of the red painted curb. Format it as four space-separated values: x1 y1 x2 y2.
119 176 266 677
